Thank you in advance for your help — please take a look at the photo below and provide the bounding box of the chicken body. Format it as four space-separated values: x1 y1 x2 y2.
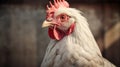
41 0 115 67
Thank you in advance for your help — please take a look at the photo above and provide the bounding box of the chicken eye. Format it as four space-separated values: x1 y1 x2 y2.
59 14 69 22
60 15 66 19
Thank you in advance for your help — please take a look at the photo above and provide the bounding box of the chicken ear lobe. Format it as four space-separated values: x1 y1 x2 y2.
66 23 75 35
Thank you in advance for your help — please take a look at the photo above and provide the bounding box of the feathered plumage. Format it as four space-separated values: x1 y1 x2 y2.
41 0 115 67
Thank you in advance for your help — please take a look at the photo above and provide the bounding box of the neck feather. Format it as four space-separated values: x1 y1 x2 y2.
70 14 102 56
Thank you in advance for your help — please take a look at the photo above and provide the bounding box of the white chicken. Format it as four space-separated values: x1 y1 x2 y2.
41 0 116 67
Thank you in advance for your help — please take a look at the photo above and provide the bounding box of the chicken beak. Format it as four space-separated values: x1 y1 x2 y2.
42 20 53 28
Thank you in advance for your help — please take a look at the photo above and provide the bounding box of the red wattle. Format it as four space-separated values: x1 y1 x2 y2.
53 26 64 40
48 23 75 40
48 27 55 39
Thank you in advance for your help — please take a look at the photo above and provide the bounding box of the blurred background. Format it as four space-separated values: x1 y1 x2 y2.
0 0 120 67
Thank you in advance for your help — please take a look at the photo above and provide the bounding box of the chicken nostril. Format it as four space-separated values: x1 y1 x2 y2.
47 18 53 22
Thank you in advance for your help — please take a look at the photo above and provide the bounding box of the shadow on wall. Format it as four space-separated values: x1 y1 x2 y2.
103 39 120 66
0 0 48 5
0 6 11 67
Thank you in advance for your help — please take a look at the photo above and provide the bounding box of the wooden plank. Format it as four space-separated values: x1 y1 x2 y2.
9 6 37 67
104 22 120 49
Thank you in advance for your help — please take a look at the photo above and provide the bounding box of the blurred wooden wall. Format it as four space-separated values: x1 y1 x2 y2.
10 6 37 67
0 5 50 67
0 0 120 67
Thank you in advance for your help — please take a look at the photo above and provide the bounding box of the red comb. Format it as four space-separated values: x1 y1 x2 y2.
46 0 69 13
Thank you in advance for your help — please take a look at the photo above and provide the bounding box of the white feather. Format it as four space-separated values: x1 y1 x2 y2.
41 7 115 67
